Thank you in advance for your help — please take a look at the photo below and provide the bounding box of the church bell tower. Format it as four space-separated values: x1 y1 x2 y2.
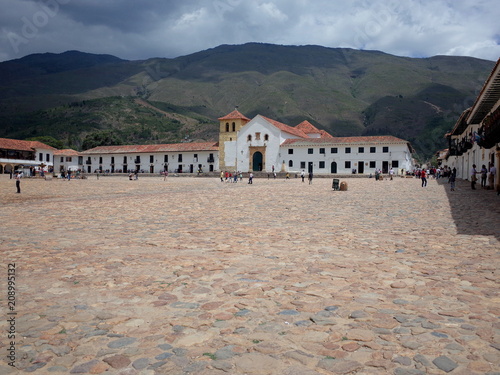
218 108 250 171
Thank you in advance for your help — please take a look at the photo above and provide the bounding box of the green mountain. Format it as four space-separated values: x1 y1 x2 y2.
0 43 495 160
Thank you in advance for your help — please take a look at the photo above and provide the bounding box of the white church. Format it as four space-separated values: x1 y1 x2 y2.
217 109 415 175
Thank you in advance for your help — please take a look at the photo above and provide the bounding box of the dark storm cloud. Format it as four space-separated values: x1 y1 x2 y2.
58 0 196 33
0 0 499 62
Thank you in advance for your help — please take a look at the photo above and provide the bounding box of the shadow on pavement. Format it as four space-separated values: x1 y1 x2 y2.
437 177 500 241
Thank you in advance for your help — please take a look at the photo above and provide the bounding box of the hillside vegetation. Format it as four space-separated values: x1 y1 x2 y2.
0 44 495 159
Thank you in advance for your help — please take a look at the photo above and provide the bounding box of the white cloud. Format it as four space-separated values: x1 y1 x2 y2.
445 40 500 61
255 2 288 22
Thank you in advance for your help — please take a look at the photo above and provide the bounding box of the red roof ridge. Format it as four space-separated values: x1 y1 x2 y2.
53 149 80 155
218 109 251 121
260 116 309 138
295 120 321 134
82 141 219 154
281 135 410 146
0 137 55 151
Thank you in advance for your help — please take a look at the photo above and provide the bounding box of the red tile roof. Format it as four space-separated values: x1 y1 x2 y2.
218 110 251 122
260 116 309 138
0 138 55 151
82 142 219 154
295 120 321 134
319 130 334 139
53 149 81 156
294 121 334 138
281 135 410 146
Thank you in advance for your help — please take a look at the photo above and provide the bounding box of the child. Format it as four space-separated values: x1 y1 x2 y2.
449 173 456 191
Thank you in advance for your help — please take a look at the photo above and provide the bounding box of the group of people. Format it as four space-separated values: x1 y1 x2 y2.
220 171 243 183
411 166 452 188
416 162 497 193
129 170 139 180
218 170 314 184
470 162 497 191
373 168 394 180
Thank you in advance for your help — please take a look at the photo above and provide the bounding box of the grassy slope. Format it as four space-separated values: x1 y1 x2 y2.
0 44 495 159
0 97 215 150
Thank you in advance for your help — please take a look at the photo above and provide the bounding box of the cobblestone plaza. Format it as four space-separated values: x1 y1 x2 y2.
1 175 499 374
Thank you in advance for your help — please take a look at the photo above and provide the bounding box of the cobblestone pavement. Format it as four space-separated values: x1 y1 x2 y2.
0 174 499 375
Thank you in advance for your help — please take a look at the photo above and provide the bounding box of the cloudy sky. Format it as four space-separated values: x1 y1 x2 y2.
1 0 499 62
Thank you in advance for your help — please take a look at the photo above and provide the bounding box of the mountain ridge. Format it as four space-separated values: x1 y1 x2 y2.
0 43 496 160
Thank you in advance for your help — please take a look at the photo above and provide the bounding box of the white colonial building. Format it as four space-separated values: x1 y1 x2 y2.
218 110 415 175
80 142 219 174
445 58 500 189
0 138 55 175
53 149 83 173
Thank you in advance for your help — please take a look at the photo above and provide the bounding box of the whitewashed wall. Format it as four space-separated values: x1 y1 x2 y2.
236 116 283 172
34 147 54 170
81 151 218 174
281 142 414 174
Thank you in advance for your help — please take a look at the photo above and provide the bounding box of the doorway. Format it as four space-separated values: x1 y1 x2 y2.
382 161 389 174
358 161 364 174
331 162 337 173
252 152 263 171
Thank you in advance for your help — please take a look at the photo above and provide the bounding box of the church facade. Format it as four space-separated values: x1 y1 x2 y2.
218 110 415 175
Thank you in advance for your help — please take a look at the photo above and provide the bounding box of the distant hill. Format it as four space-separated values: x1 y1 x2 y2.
0 43 495 159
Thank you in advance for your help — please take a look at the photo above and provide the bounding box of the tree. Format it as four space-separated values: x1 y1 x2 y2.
82 131 123 150
26 136 64 149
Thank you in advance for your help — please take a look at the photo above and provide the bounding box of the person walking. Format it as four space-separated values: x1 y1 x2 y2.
421 169 427 187
301 170 305 182
248 172 253 184
470 164 477 190
308 171 313 185
15 172 21 193
449 170 456 191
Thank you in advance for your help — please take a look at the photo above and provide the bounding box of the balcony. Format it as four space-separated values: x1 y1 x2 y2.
480 108 500 148
0 151 36 161
85 160 92 165
207 157 215 163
